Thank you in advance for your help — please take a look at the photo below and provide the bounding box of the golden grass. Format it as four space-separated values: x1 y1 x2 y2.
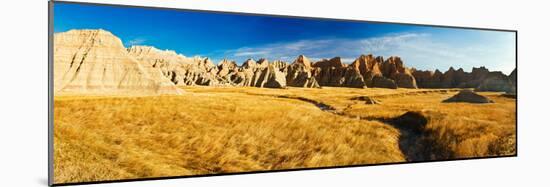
342 91 516 159
54 86 516 183
196 87 516 159
54 89 403 183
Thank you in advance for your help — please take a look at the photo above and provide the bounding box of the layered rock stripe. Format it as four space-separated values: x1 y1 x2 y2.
54 29 183 95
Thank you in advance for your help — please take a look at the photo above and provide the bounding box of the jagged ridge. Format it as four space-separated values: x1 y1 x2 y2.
54 29 517 95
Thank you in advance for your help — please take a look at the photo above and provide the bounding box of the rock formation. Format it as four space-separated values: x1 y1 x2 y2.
411 69 444 88
312 56 367 88
411 66 516 92
54 29 183 95
443 90 494 103
507 68 517 94
217 59 238 78
349 54 385 88
241 58 287 88
126 45 215 86
312 57 348 87
261 64 287 88
54 29 516 93
475 72 515 93
126 46 289 88
312 54 419 89
509 68 517 85
287 55 320 88
380 56 417 88
371 76 398 89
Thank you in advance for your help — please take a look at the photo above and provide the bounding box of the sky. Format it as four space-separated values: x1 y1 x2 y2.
53 2 516 74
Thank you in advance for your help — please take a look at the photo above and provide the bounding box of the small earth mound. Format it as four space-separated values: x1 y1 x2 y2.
352 96 381 104
362 97 380 104
443 90 494 103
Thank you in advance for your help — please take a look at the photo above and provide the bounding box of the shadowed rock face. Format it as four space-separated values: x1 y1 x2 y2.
217 59 237 77
312 54 419 89
475 72 515 93
55 29 516 93
313 56 366 88
312 57 348 87
412 69 444 88
509 68 517 84
342 68 367 88
411 66 516 92
244 59 287 88
372 76 398 89
382 56 417 88
507 68 517 94
350 54 384 88
287 55 320 88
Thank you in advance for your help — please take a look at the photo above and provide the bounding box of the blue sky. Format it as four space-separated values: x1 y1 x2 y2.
54 2 516 74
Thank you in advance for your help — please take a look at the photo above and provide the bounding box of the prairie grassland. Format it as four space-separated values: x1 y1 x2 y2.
343 91 516 158
54 86 516 183
54 88 403 183
184 87 516 159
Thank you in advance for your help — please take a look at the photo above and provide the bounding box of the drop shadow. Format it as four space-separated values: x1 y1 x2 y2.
36 177 49 186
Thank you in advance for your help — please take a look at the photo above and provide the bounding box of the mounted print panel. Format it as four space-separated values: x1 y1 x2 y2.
49 1 517 185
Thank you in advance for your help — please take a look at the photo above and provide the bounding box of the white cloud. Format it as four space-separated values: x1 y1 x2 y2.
223 33 432 63
221 32 515 74
234 50 269 57
125 38 146 46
